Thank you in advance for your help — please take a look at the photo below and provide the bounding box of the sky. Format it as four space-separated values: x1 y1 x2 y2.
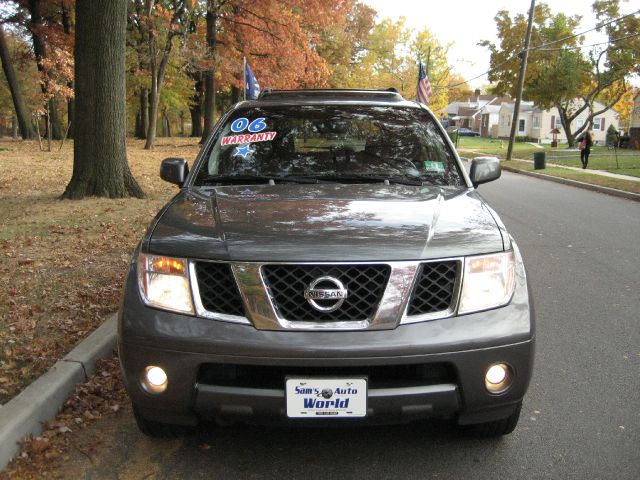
362 0 639 89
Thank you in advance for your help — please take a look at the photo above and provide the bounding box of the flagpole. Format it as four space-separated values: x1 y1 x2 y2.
243 57 246 101
416 56 421 103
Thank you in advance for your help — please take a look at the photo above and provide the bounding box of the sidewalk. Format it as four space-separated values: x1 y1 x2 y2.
459 150 640 202
512 157 640 182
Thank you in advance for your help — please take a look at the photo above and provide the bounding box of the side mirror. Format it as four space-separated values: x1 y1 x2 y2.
160 158 189 186
470 156 501 188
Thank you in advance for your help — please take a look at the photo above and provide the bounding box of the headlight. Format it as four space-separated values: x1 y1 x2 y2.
137 253 194 314
458 251 516 314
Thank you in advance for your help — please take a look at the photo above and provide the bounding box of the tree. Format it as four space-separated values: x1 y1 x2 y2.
196 0 352 140
132 0 191 149
25 0 65 139
317 2 376 88
62 0 144 199
447 74 474 103
0 23 35 139
482 1 640 146
201 0 219 142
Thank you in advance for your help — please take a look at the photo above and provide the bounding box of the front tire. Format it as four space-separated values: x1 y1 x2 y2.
133 404 185 438
463 402 522 438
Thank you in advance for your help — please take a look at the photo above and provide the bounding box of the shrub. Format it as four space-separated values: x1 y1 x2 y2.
606 124 619 147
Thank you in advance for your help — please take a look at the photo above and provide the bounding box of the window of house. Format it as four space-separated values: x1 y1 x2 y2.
593 118 602 130
533 116 540 128
518 119 526 133
555 117 562 129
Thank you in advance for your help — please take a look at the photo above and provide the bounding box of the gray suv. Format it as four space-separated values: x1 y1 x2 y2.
118 89 534 438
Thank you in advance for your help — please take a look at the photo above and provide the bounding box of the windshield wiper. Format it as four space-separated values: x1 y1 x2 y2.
270 174 334 184
199 174 333 186
313 173 426 186
200 174 274 185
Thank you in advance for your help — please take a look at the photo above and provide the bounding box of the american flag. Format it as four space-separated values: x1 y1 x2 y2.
416 61 433 104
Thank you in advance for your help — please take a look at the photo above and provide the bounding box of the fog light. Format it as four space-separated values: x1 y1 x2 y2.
485 363 512 394
142 366 168 393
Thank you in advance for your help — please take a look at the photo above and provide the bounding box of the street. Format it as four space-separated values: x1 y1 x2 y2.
55 172 640 479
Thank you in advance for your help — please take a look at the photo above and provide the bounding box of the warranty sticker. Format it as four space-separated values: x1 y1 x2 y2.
221 131 277 146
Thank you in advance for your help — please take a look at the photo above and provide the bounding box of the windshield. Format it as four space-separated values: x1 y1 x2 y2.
193 105 464 186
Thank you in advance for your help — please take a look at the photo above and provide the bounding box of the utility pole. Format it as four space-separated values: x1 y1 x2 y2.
506 0 535 161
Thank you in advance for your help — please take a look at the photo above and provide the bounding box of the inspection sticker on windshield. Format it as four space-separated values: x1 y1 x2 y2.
423 161 445 173
286 378 367 418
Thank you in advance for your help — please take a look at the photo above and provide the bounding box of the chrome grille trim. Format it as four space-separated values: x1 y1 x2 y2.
189 261 251 325
190 259 463 331
400 259 463 325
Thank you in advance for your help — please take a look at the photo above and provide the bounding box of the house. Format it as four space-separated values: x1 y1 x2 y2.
497 100 619 145
479 104 501 138
630 93 640 150
497 102 535 139
445 89 512 135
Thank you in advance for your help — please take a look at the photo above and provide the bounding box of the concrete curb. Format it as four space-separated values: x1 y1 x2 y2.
501 166 640 202
0 314 117 471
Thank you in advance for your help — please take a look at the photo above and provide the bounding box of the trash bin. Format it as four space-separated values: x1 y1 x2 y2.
533 152 546 170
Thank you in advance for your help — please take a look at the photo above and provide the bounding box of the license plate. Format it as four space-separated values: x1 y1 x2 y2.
285 378 367 418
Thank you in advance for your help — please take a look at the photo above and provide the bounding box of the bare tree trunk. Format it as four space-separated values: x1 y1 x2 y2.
231 85 240 104
63 0 144 199
0 24 35 139
61 3 74 139
139 87 149 139
163 112 171 137
143 2 186 150
190 71 203 137
28 0 64 140
145 67 159 148
135 112 142 138
201 1 217 142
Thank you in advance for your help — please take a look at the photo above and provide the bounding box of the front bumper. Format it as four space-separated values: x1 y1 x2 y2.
120 339 532 426
118 251 535 426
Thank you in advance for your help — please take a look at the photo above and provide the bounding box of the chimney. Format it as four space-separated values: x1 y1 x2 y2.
474 89 481 104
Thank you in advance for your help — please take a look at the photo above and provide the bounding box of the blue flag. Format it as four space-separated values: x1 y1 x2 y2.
244 60 261 100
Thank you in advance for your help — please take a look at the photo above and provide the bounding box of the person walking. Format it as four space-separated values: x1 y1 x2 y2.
578 130 593 169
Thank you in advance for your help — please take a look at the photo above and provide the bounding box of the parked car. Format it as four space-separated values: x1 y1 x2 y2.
454 127 481 137
118 88 534 438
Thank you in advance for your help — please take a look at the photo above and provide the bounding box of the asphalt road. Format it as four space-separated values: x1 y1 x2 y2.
55 172 640 480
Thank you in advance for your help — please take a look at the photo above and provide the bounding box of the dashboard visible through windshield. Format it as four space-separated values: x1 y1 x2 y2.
194 105 464 187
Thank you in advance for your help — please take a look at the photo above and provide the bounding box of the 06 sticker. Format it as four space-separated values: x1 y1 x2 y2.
230 117 267 133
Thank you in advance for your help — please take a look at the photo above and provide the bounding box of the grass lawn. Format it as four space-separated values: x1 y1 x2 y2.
458 137 640 178
0 138 201 404
501 160 640 194
455 136 561 158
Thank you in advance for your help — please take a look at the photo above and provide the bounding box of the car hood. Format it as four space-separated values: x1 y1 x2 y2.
147 184 505 262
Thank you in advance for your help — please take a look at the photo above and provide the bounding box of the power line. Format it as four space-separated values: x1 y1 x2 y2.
536 32 640 51
434 54 519 90
527 9 640 51
435 9 640 91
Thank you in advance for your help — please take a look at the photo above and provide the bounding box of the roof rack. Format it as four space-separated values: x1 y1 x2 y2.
256 88 405 102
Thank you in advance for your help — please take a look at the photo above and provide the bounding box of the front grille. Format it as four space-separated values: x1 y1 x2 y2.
194 262 245 316
407 261 459 316
262 264 390 322
198 363 456 390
